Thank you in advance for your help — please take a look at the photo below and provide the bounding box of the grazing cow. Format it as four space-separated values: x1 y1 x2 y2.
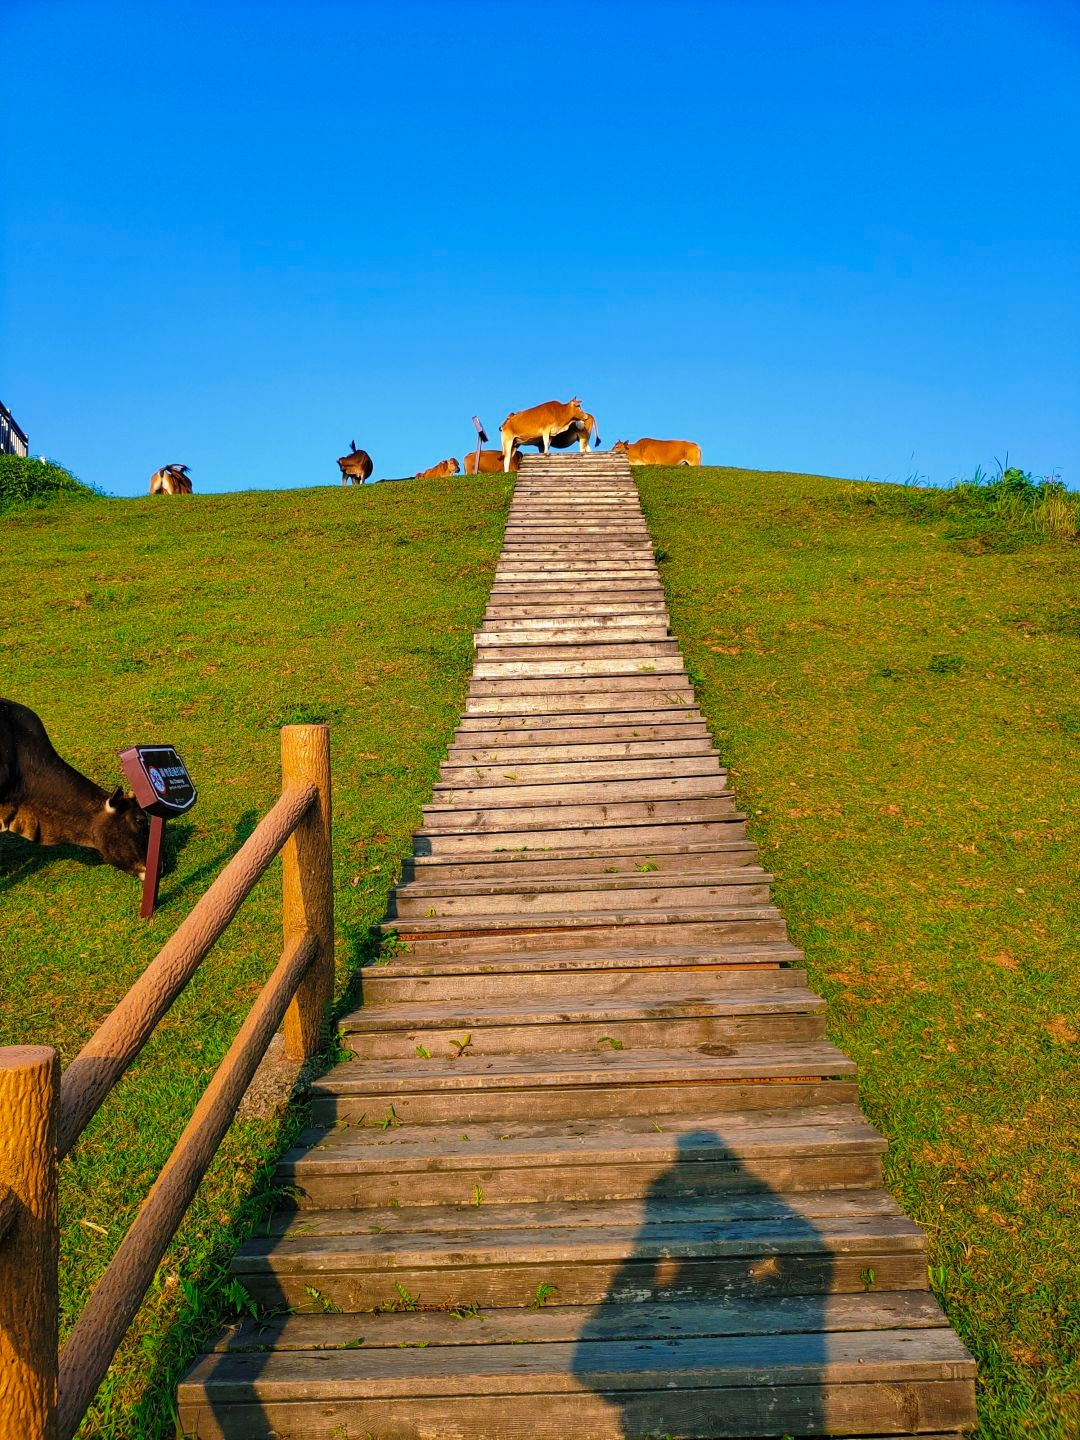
0 699 149 877
337 442 374 485
415 458 460 480
548 411 601 452
500 398 590 472
465 448 520 475
149 463 192 495
612 438 702 466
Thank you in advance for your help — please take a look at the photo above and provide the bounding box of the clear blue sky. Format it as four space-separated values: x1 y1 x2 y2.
2 0 1077 495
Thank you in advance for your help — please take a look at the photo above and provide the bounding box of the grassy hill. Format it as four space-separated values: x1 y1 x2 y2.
0 478 510 1436
637 466 1079 1439
2 467 1076 1436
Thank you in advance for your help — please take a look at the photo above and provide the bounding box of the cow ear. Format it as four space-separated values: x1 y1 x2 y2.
105 785 125 812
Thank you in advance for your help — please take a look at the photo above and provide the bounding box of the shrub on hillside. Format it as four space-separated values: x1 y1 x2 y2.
0 455 97 512
840 464 1078 544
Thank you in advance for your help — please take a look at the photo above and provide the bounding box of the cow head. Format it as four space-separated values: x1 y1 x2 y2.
612 440 629 453
92 788 150 878
568 397 587 421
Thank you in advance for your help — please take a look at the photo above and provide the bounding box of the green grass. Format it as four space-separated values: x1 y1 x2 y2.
636 465 1080 1439
0 453 98 512
0 476 509 1436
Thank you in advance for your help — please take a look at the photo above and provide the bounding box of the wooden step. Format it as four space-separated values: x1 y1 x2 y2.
364 940 803 978
418 795 741 832
404 839 758 881
454 709 706 734
276 1106 888 1209
229 1192 930 1312
311 1042 856 1123
340 986 826 1059
424 775 732 813
440 750 719 780
413 815 749 856
449 717 710 745
390 871 772 917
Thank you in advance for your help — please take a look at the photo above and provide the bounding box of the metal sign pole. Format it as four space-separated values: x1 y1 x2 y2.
140 815 165 919
472 415 488 475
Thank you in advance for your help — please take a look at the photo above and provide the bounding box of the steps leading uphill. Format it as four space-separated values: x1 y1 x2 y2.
179 453 977 1438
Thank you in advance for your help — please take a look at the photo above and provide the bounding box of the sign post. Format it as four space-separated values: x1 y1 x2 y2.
117 745 198 918
471 415 488 475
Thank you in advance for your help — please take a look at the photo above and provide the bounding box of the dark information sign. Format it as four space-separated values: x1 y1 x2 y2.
118 745 197 818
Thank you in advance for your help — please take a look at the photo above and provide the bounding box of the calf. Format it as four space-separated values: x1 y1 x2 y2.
415 458 460 479
0 699 149 877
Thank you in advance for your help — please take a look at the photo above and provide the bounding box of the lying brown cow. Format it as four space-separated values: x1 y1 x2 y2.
0 699 149 877
465 448 521 475
415 458 460 479
149 463 192 495
613 438 702 466
500 398 591 472
337 442 374 485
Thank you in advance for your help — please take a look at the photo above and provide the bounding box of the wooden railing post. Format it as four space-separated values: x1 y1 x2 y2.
0 1046 59 1440
281 724 334 1060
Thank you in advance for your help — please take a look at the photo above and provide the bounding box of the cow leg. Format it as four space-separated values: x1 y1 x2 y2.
541 431 552 454
501 438 515 473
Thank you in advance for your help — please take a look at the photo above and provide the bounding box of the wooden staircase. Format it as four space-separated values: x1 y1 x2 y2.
178 452 977 1438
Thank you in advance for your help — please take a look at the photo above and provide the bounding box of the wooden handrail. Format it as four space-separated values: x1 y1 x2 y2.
56 929 319 1440
57 780 317 1160
0 724 334 1440
0 1187 17 1245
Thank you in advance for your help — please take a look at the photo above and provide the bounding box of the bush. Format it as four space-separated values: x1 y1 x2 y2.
0 455 98 512
838 463 1078 544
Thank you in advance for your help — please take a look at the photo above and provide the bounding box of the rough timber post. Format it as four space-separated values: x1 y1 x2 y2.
0 1045 59 1440
281 724 334 1060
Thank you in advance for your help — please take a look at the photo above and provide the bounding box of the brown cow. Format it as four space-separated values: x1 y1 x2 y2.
465 448 521 475
415 458 460 480
149 463 192 495
500 398 590 472
337 442 374 485
613 438 702 466
0 699 149 877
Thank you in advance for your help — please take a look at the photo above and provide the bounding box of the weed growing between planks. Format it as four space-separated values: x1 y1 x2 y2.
636 463 1080 1439
0 474 510 1437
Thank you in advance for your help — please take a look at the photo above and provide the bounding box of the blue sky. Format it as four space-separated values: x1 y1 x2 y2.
2 0 1077 495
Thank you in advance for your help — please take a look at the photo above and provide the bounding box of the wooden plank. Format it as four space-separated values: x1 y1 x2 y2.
316 1044 855 1098
205 1290 957 1350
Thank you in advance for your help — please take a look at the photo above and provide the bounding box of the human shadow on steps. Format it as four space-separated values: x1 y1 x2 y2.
570 1128 834 1440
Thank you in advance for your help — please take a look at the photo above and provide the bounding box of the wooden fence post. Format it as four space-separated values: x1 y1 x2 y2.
0 1046 59 1440
281 725 334 1061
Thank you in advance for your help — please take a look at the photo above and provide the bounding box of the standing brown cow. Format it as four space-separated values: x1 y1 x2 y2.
149 464 192 495
500 398 591 472
337 442 374 485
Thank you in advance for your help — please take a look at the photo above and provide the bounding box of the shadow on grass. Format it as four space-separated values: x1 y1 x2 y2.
0 831 110 894
153 811 258 915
